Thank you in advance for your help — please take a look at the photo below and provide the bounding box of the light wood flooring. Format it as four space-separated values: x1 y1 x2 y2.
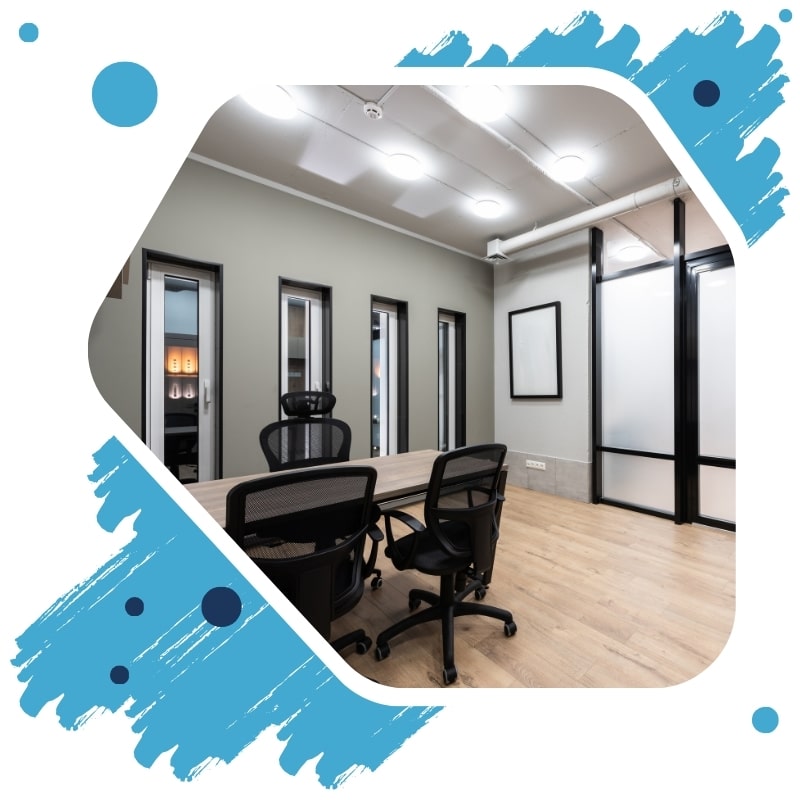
330 484 736 689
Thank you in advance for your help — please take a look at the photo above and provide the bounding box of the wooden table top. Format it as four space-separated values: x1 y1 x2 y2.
184 449 442 529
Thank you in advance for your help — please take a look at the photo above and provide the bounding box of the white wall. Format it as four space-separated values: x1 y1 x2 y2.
493 231 593 500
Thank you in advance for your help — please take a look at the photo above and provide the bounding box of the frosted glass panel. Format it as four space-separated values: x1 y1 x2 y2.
602 453 674 513
699 465 735 524
600 267 674 453
698 268 735 458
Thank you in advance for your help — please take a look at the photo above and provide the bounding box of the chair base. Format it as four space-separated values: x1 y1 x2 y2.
374 573 516 685
332 627 372 655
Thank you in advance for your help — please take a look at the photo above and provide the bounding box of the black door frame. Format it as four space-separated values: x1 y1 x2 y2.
591 201 735 530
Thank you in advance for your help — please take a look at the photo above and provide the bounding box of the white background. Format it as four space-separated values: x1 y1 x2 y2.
2 1 798 796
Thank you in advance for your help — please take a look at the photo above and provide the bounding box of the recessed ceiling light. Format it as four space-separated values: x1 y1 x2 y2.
386 153 423 180
459 85 507 122
240 85 297 119
473 199 503 219
551 155 586 182
616 244 649 262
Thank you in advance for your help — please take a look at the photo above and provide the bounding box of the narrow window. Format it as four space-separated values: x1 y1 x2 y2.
438 310 466 451
371 297 408 455
279 279 331 415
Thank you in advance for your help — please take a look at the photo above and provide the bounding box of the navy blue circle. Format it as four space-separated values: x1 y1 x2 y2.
693 80 720 107
110 665 129 684
201 586 242 627
125 596 144 616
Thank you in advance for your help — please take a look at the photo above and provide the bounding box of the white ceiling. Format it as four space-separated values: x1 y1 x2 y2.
190 84 727 267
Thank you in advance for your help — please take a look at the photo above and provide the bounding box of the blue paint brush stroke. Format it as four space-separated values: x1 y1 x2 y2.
11 437 441 787
398 10 790 245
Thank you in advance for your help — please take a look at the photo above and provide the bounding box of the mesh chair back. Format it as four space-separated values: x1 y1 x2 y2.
259 417 351 471
425 443 507 574
225 466 377 637
280 390 337 418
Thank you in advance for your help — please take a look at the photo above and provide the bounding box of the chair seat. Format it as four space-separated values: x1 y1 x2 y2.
389 523 472 576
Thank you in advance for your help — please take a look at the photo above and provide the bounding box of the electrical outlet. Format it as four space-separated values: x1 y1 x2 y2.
526 460 546 471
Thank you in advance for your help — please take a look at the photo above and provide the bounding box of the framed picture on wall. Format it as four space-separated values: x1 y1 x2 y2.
508 301 563 399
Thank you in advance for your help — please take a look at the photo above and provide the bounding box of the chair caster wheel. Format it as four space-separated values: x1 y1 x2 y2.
443 665 458 685
409 597 421 611
356 637 372 655
504 620 517 637
371 576 383 589
475 586 487 600
375 643 390 661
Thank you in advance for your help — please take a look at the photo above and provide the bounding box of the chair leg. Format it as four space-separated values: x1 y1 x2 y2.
440 596 457 685
375 603 444 653
331 627 372 655
409 587 439 610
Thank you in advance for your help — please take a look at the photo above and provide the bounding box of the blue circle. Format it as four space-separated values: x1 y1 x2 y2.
752 706 779 733
19 23 39 42
125 596 144 616
201 586 242 627
779 9 792 22
92 62 157 127
110 665 129 684
693 80 720 107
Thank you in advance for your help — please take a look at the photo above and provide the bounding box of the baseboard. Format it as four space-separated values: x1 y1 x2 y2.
504 450 591 503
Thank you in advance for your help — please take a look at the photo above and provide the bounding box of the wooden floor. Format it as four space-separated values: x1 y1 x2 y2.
330 484 735 689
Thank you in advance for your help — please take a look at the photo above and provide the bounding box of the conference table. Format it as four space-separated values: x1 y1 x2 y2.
185 449 442 530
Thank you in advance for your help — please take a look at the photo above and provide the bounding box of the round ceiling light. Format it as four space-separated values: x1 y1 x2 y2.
552 155 586 182
616 244 649 262
459 85 507 122
241 85 297 119
473 199 503 219
386 153 423 180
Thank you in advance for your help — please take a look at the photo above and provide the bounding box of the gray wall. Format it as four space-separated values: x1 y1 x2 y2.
493 232 594 501
89 158 496 478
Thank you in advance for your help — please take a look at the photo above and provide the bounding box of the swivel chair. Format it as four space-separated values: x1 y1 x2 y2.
225 465 379 654
259 390 382 590
374 443 516 685
260 390 350 471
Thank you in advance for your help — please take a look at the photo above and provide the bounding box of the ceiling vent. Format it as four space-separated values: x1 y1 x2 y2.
363 101 383 120
485 239 509 263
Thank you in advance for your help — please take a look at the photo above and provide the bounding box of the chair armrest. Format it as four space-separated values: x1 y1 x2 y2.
381 508 425 570
383 508 426 532
367 524 384 543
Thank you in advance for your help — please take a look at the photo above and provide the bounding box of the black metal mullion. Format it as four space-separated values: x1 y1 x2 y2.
673 197 688 524
590 227 603 504
685 262 700 521
455 313 466 448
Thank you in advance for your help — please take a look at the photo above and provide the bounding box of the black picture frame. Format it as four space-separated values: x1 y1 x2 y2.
509 301 563 399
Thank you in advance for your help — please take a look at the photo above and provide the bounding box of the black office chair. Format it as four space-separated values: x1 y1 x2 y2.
259 390 351 471
259 417 352 471
259 391 382 589
225 465 380 654
374 443 517 685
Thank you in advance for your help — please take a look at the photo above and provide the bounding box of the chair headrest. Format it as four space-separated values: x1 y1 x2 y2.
280 391 337 417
